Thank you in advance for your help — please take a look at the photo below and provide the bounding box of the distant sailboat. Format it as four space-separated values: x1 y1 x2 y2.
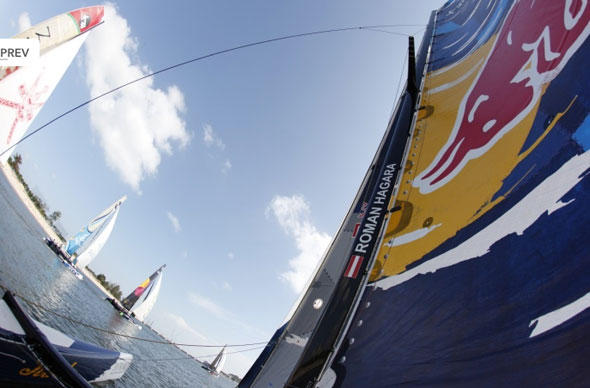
45 196 125 279
108 265 165 324
65 195 126 268
202 345 226 376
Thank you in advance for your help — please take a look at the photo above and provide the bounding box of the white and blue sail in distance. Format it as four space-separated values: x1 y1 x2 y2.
65 196 126 267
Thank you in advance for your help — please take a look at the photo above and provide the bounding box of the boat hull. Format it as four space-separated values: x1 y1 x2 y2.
43 238 83 280
0 296 132 385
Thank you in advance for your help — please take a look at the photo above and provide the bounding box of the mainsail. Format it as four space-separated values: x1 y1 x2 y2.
65 196 126 267
209 345 227 375
0 6 104 163
121 265 166 318
241 0 590 386
130 268 164 322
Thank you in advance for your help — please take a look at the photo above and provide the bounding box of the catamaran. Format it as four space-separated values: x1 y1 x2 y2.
0 289 132 386
201 345 226 376
45 195 125 279
106 265 165 325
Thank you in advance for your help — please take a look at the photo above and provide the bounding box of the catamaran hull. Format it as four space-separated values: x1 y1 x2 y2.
105 298 143 329
0 333 131 386
0 296 131 386
43 238 83 280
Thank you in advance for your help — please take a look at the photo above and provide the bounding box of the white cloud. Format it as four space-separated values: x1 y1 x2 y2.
188 292 232 321
222 159 232 174
203 124 225 150
18 12 31 32
266 195 332 293
165 312 209 342
188 292 268 337
166 211 181 233
84 4 189 192
184 293 270 377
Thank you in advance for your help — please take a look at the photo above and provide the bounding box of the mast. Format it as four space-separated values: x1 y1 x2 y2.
210 345 226 373
284 36 425 387
240 31 430 387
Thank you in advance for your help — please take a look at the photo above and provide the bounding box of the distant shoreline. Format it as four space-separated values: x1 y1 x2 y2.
0 163 116 300
0 163 63 243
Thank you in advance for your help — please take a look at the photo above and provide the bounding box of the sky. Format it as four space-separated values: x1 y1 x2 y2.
0 0 446 377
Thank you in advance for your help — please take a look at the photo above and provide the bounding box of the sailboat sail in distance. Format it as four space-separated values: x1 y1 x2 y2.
65 195 126 268
240 0 590 387
0 6 104 163
202 345 226 376
120 265 166 322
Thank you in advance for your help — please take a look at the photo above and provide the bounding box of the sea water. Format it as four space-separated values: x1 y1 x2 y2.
0 172 236 388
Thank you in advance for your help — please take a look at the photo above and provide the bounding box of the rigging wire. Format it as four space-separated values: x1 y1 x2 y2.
0 23 425 159
363 27 411 36
134 345 267 362
0 285 269 348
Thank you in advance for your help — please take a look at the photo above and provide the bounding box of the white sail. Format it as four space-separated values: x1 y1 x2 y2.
66 195 126 257
74 205 119 268
210 346 226 374
0 34 87 163
0 6 104 163
130 271 163 322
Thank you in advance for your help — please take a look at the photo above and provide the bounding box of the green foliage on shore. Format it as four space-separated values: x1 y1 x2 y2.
7 153 65 242
86 267 123 300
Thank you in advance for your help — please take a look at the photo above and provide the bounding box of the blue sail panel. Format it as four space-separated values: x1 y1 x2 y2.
64 228 91 255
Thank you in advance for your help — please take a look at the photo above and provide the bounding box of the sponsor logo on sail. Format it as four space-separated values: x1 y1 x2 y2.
414 0 590 194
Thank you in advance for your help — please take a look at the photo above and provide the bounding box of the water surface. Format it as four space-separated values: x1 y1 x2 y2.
0 172 236 388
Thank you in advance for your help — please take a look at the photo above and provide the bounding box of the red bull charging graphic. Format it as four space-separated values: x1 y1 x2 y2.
415 0 590 193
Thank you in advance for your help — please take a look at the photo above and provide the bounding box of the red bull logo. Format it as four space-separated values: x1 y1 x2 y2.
414 0 590 194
